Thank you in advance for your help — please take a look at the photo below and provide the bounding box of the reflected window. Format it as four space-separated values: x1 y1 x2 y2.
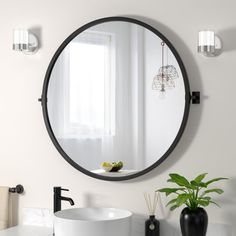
64 32 115 139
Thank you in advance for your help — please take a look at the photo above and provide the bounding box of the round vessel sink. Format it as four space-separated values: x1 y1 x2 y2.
54 207 132 236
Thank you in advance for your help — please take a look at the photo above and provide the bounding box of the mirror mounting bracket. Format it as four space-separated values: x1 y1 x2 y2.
38 96 47 104
191 91 200 104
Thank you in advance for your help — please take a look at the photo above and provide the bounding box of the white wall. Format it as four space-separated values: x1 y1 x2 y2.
0 0 236 232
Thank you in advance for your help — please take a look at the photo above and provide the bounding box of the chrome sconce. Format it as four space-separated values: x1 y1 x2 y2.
198 30 222 57
13 29 38 54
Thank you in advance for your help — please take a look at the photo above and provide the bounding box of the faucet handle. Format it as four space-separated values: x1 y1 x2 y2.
54 187 69 193
61 188 69 191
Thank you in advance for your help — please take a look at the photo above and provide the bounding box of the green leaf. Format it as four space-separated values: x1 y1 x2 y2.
205 177 228 186
203 188 224 195
197 199 210 207
170 205 178 211
169 173 190 187
199 196 211 201
166 198 177 207
194 173 208 183
199 182 207 188
209 201 221 208
191 180 207 188
176 194 190 207
167 179 175 183
158 188 185 196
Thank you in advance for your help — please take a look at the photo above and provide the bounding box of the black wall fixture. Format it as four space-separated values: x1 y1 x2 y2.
191 91 201 104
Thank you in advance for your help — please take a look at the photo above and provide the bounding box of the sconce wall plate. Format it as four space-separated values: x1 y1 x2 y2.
198 30 222 57
13 29 39 55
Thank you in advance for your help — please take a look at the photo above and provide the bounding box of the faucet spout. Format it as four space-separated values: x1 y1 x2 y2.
60 196 75 206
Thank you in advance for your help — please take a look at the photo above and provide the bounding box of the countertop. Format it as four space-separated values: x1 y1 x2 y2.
0 221 233 236
0 226 52 236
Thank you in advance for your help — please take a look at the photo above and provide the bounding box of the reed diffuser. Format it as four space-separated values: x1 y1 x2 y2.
144 192 160 236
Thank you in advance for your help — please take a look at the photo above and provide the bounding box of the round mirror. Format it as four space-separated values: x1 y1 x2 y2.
41 17 190 181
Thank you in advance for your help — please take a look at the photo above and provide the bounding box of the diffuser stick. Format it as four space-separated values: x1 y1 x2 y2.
144 192 158 215
148 194 152 214
152 192 157 215
144 193 152 215
153 192 159 215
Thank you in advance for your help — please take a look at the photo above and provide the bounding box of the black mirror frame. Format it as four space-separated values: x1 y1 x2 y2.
40 16 191 181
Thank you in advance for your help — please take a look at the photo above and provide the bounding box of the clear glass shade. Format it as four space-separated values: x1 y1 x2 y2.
13 29 29 45
198 30 215 46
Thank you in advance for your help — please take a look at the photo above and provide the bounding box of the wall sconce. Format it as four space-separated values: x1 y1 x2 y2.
13 29 38 54
198 30 222 57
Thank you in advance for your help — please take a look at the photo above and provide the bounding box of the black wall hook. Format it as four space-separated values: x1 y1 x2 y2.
9 184 24 194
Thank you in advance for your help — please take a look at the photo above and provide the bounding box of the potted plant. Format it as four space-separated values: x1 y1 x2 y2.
157 173 228 236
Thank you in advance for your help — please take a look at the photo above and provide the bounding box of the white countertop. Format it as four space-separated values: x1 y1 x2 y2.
0 220 233 236
0 226 52 236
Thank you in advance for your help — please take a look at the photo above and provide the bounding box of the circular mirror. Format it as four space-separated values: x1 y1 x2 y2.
41 17 190 181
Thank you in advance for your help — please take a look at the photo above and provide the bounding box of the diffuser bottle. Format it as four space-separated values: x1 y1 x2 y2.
145 215 160 236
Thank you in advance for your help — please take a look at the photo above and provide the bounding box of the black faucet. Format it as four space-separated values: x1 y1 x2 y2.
53 187 75 213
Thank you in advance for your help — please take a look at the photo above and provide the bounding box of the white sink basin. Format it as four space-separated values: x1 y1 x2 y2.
54 208 132 236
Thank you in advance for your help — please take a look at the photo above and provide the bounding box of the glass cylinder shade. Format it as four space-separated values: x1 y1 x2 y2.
198 31 215 46
13 29 29 51
198 30 215 55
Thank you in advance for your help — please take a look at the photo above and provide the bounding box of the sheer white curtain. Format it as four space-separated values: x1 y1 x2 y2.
48 26 145 171
49 31 116 168
66 33 115 139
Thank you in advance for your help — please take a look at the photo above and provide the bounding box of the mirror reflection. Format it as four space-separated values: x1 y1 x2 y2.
47 20 186 177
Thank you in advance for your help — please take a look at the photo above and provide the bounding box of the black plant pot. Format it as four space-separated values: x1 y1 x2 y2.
180 207 208 236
